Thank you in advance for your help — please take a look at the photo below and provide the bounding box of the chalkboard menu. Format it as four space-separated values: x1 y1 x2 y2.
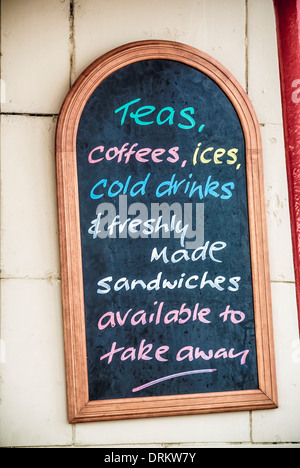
56 41 277 422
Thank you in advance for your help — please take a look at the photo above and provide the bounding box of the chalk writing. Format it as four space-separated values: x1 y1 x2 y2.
115 97 202 131
132 369 217 393
76 58 258 400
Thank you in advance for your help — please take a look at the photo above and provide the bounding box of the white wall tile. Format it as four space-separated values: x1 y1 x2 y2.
0 115 60 279
75 411 250 446
74 0 246 88
252 283 300 443
261 124 295 282
247 0 283 125
0 279 71 447
1 0 70 114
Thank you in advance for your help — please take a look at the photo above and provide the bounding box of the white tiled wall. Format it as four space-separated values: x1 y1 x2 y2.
74 0 247 88
1 0 70 115
1 0 300 448
1 116 60 279
247 0 283 125
0 279 70 446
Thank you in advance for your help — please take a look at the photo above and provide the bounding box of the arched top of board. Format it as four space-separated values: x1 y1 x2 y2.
56 40 261 159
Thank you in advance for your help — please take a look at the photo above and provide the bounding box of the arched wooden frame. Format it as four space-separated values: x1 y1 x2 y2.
56 41 277 423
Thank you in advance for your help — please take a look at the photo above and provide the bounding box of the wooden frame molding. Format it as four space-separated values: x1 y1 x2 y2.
56 40 277 423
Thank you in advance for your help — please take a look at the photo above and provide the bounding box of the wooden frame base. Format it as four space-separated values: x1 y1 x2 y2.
56 41 277 423
69 390 276 423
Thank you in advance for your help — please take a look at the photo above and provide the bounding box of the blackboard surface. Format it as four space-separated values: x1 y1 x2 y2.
76 58 258 401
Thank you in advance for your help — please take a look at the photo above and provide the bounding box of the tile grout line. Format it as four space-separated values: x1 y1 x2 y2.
0 0 2 352
245 0 249 94
0 112 58 118
0 276 61 282
250 411 253 444
69 0 76 88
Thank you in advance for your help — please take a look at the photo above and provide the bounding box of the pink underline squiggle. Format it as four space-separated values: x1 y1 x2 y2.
132 368 217 393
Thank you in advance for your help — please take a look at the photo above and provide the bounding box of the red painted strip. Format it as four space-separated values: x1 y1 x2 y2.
273 0 300 331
